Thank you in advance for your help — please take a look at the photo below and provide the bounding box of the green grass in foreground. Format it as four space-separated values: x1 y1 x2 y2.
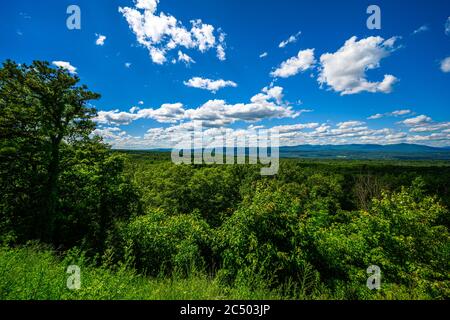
0 245 287 300
0 245 436 300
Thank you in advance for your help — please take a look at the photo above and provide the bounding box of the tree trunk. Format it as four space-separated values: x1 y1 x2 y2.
40 135 61 242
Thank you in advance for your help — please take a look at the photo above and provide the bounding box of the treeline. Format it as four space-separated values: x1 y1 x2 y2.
120 159 450 299
1 61 449 299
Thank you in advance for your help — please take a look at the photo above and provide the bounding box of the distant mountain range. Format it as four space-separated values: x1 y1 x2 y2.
280 143 447 152
119 143 450 160
279 143 450 160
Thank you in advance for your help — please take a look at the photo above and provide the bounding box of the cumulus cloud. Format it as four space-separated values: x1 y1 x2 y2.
367 113 383 120
184 77 237 93
271 123 319 133
138 103 186 123
93 127 127 139
95 34 106 46
279 31 301 48
119 0 225 64
440 57 450 73
95 110 138 125
396 114 450 133
445 16 450 36
52 61 77 74
177 51 195 65
259 52 268 58
184 86 300 126
391 109 412 116
216 31 226 61
95 103 186 125
271 49 316 78
337 121 365 129
130 106 140 113
409 122 450 133
125 62 132 68
412 25 429 35
401 115 432 126
95 116 450 149
94 86 301 127
318 36 399 95
368 109 412 119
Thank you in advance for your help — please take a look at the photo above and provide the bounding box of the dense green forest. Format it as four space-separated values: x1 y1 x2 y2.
1 61 449 300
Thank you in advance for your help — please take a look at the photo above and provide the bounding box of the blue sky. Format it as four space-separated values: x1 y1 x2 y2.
1 0 450 148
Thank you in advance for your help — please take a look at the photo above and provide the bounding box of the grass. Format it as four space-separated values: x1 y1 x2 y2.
0 245 283 300
1 245 438 300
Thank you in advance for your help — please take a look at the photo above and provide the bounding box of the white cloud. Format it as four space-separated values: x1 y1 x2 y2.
337 121 365 129
216 45 226 61
412 25 429 35
177 51 195 65
138 101 144 105
119 0 225 64
440 56 450 73
138 103 186 123
95 34 106 46
391 109 412 116
259 52 268 58
318 36 398 95
401 115 432 126
367 113 383 120
271 49 316 78
96 117 450 149
130 106 140 113
125 62 132 68
368 109 412 119
52 61 77 74
184 77 237 93
445 16 450 36
93 127 127 140
95 110 138 125
183 86 300 127
94 86 301 127
190 19 216 52
95 103 186 125
272 123 319 133
135 0 158 11
279 31 301 48
216 31 226 61
409 122 450 133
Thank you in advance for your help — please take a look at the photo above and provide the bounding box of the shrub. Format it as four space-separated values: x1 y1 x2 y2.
312 179 450 299
217 181 321 297
124 209 212 276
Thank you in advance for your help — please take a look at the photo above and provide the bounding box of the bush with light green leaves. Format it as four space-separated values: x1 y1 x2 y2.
217 181 322 297
312 178 450 299
124 209 213 277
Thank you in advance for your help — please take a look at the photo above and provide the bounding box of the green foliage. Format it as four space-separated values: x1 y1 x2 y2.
0 245 284 300
218 181 321 297
131 162 256 226
123 209 212 276
1 60 449 300
0 60 139 252
311 179 450 299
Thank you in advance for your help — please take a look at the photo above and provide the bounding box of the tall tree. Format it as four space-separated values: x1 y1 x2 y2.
0 60 100 242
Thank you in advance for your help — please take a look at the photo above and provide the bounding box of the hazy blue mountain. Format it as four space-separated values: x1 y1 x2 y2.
118 144 450 160
280 143 445 153
279 144 450 160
